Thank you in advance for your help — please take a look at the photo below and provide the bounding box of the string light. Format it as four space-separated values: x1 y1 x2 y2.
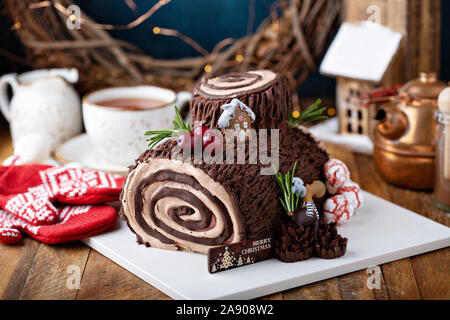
29 0 209 57
235 54 244 62
327 107 336 117
11 22 21 30
204 65 212 73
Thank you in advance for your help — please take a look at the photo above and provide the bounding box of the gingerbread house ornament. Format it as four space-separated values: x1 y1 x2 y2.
319 21 402 136
218 98 256 140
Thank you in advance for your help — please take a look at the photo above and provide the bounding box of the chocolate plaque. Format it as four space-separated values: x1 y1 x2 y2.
207 237 274 273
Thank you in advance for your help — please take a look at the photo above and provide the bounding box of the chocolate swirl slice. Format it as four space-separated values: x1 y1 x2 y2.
120 158 243 253
198 71 270 95
191 70 291 129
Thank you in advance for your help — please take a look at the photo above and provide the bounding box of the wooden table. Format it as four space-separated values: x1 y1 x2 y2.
0 128 448 300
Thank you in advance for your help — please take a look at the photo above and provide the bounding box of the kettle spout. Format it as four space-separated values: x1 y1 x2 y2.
47 68 79 84
375 106 408 141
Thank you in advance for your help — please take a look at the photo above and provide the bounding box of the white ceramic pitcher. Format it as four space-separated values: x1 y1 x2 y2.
0 68 82 152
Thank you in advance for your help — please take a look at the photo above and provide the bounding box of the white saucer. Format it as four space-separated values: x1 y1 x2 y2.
55 134 129 175
309 118 374 155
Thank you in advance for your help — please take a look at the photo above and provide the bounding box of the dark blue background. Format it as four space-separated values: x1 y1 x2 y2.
78 0 276 59
75 0 450 97
1 0 449 98
74 0 335 97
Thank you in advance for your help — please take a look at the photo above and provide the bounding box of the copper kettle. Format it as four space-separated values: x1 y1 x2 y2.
367 73 447 190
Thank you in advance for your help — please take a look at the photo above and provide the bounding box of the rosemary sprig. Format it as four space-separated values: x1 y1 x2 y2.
287 98 328 128
273 162 301 216
144 106 191 149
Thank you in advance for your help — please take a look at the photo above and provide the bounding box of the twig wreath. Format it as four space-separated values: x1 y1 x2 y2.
4 0 342 105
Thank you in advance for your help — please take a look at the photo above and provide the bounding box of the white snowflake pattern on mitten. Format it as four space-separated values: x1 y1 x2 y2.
5 185 58 225
4 167 119 226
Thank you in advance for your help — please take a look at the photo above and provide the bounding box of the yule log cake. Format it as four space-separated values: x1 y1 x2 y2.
119 69 362 263
119 126 329 254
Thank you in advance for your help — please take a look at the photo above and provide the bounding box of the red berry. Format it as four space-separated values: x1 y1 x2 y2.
193 126 208 137
203 130 222 156
202 129 214 146
210 135 223 151
177 132 192 149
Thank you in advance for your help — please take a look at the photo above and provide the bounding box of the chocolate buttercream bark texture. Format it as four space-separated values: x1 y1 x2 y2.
274 219 315 262
274 219 347 263
314 222 348 259
191 70 291 129
120 126 329 253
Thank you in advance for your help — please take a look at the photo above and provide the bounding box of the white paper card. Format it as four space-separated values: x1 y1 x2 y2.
320 21 402 82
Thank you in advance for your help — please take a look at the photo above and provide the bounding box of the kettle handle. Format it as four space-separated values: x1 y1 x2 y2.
0 73 20 122
359 83 402 107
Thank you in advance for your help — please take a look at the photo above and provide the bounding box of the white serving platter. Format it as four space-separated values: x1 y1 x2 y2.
83 191 450 300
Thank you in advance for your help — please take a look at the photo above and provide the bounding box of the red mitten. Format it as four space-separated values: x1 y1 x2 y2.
0 164 125 225
0 205 116 244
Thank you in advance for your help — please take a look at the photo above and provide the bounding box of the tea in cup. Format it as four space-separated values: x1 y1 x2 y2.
83 86 191 166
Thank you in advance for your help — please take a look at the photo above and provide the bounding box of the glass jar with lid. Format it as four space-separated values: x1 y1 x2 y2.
434 111 450 212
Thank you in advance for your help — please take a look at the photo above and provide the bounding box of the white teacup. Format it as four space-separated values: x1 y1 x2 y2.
83 86 191 167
